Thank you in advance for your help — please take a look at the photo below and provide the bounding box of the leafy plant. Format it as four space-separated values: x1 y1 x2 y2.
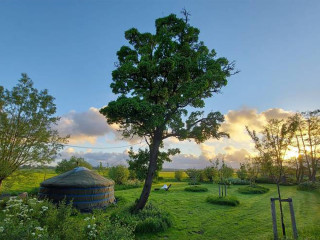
108 165 130 185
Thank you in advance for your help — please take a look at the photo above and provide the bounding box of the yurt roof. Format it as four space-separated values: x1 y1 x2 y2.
41 167 114 188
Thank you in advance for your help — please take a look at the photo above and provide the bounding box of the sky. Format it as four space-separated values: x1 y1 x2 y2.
1 0 319 169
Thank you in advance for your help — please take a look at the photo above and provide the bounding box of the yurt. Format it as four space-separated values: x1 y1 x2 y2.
38 167 115 211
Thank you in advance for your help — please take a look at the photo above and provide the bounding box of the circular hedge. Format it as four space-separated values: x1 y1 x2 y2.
238 185 269 194
206 196 240 206
184 186 208 192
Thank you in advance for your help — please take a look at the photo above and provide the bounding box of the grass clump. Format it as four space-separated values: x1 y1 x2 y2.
206 196 240 206
297 181 319 191
111 203 172 234
184 186 208 192
238 185 269 194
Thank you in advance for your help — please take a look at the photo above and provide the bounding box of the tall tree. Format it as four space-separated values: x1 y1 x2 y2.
100 12 236 210
0 74 67 191
290 110 320 182
246 118 297 237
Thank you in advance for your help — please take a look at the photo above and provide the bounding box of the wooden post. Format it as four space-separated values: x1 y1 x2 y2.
219 184 221 197
271 198 278 240
288 198 298 239
225 184 227 196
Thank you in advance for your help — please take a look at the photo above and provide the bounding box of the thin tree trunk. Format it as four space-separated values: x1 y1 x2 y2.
277 182 286 238
0 179 3 193
135 137 161 211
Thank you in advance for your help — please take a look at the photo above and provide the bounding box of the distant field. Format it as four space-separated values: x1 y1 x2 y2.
159 171 188 179
1 169 320 239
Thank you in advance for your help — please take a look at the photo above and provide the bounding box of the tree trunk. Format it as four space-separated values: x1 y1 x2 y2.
0 179 3 193
135 137 161 211
277 182 286 238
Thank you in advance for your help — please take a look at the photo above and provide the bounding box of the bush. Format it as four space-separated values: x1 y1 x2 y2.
297 181 319 191
186 169 200 185
228 178 250 185
256 177 275 184
184 186 208 192
174 171 183 181
206 196 240 206
111 203 172 234
238 185 269 194
108 165 130 185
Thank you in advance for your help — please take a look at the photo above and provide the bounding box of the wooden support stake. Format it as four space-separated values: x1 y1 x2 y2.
288 198 298 239
225 184 227 196
271 198 278 240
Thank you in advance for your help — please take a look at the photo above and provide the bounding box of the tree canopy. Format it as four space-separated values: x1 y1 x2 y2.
100 12 236 210
55 156 93 174
0 74 67 190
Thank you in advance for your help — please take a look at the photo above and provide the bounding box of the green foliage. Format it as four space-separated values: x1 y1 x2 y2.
55 156 93 173
127 148 179 181
206 196 240 206
184 186 208 192
111 203 172 234
238 185 269 194
100 12 236 209
186 169 200 185
236 163 247 180
174 170 183 181
108 165 130 185
297 181 319 191
228 178 250 185
0 74 68 188
0 197 134 240
203 167 217 182
114 179 142 191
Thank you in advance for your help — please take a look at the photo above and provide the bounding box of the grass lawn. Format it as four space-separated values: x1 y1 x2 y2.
115 182 320 240
1 170 320 239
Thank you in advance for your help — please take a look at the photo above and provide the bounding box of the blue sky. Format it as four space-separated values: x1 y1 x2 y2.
1 0 319 168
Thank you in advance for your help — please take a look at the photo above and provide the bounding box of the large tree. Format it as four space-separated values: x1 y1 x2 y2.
100 12 236 210
0 74 67 191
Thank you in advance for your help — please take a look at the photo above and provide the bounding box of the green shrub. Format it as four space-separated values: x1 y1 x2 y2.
206 196 240 206
174 170 183 181
255 177 275 184
297 181 319 191
184 186 208 192
228 178 250 185
186 168 200 185
238 185 269 194
111 203 172 234
108 165 130 185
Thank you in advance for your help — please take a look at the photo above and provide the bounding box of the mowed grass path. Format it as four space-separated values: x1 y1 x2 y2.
2 170 320 239
116 182 320 240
